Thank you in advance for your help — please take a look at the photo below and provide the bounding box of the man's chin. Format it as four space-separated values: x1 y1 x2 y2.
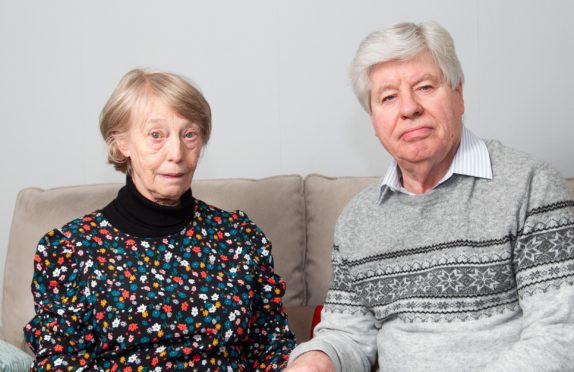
396 150 438 165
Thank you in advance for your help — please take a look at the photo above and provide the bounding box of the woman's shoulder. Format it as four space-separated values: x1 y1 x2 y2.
32 213 97 311
193 199 264 238
41 210 104 244
194 199 252 224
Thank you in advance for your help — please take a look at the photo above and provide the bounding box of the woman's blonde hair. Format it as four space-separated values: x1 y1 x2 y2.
100 68 212 173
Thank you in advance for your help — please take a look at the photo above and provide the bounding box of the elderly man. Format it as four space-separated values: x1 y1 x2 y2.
286 22 574 371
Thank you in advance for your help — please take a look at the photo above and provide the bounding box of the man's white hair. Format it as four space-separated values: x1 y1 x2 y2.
350 21 464 113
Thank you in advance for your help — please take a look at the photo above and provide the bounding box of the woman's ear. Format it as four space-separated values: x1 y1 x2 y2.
114 132 131 158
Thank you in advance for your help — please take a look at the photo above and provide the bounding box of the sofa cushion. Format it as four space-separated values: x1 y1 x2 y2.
4 183 121 352
304 174 379 305
284 306 315 344
3 175 306 351
191 175 306 307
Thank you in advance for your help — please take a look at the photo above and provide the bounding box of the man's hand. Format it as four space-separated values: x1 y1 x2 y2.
284 350 336 372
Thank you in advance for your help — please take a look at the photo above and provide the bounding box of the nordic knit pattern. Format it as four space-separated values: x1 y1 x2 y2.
24 200 295 371
289 140 574 372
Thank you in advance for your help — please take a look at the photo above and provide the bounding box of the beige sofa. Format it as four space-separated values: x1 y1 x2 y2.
2 174 573 360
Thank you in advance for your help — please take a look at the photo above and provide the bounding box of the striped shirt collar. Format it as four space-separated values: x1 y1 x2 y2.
380 126 492 196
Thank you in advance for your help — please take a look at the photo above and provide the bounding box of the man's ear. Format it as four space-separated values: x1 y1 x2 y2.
455 82 465 116
455 81 464 95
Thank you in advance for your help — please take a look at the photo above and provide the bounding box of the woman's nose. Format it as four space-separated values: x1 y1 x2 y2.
166 136 184 162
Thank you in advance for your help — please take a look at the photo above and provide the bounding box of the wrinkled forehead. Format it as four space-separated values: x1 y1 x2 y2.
368 51 444 86
128 91 178 128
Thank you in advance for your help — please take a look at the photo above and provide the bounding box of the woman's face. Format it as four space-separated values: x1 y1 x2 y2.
117 95 202 206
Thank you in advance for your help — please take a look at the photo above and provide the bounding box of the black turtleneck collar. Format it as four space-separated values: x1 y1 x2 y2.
101 175 196 238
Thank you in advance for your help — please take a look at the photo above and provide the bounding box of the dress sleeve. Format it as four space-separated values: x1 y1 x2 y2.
237 213 296 371
486 164 574 371
288 244 378 372
23 229 98 371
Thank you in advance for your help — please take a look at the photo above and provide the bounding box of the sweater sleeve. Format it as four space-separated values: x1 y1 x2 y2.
486 164 574 371
237 213 296 371
288 245 378 372
23 229 98 371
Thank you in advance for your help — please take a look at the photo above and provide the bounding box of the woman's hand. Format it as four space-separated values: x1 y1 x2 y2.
284 351 336 372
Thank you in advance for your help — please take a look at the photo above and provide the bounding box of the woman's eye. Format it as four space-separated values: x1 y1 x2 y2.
184 132 196 139
150 131 161 139
419 85 433 91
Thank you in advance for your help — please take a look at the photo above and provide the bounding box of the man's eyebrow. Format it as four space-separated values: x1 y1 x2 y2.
373 83 396 96
414 74 439 85
374 74 439 92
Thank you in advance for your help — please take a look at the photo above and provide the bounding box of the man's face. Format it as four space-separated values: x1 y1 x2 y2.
369 51 464 170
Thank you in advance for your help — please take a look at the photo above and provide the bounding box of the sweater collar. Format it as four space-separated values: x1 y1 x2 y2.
102 175 195 238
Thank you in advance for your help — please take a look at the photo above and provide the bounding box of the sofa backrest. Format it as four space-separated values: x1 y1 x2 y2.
2 175 308 351
303 174 380 305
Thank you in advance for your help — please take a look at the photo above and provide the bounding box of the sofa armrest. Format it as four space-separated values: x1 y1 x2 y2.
0 339 33 372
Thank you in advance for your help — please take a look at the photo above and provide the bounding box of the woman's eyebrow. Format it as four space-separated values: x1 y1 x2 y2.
145 117 167 125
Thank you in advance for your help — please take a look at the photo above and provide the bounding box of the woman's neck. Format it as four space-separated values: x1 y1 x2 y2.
101 175 195 238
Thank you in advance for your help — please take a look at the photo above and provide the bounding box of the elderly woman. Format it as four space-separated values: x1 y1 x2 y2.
23 69 295 371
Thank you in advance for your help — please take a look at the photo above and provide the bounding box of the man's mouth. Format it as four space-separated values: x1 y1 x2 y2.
401 127 432 141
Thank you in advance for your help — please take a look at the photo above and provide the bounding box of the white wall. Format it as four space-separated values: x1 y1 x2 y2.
1 0 573 317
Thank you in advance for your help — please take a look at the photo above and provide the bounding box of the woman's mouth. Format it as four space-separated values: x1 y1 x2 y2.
160 173 185 179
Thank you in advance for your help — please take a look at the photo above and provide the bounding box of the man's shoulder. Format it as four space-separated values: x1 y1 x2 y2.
486 139 540 168
334 181 381 238
339 181 381 215
485 139 561 181
484 139 570 207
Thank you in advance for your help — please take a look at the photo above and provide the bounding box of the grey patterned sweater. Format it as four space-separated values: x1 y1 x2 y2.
289 140 574 371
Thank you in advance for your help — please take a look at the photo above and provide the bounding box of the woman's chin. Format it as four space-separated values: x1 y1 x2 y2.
152 187 187 205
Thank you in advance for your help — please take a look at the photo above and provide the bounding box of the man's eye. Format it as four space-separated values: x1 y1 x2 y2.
382 95 396 103
150 131 161 139
419 85 433 91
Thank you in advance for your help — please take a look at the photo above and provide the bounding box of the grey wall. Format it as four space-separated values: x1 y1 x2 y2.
1 0 573 319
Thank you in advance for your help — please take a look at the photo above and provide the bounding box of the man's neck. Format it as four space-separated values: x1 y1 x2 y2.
399 163 449 194
397 141 460 195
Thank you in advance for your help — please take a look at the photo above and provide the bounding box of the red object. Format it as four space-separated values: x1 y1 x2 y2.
310 304 324 338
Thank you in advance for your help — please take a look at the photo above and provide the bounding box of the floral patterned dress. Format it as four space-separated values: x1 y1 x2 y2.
24 179 295 371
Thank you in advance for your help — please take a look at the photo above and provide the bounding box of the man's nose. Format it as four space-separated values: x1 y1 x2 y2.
399 91 423 119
